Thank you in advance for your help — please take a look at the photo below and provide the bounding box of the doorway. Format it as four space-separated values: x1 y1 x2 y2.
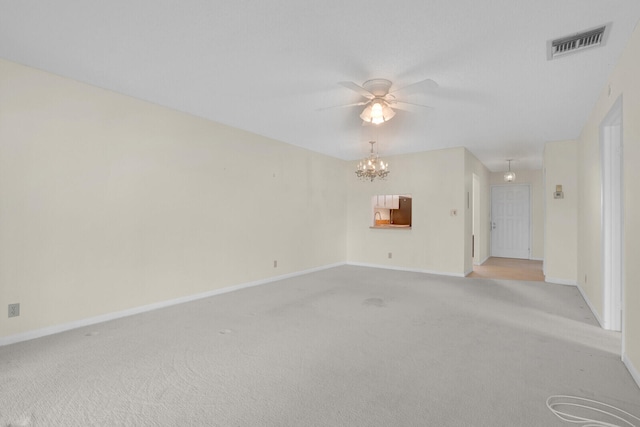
601 96 623 332
491 185 530 259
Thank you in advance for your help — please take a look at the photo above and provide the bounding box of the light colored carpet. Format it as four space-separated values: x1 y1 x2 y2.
1 265 639 426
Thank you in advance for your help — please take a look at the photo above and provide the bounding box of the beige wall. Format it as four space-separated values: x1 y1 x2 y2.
0 59 348 339
344 147 490 277
488 169 544 260
576 21 640 380
346 147 472 276
465 149 491 271
543 140 577 284
577 114 605 317
0 59 490 341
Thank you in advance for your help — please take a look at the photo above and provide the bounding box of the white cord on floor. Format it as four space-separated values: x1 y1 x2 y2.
546 395 640 427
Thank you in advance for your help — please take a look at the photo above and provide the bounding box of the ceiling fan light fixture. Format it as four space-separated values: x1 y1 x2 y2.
360 99 395 124
359 104 373 123
381 102 395 121
371 101 384 124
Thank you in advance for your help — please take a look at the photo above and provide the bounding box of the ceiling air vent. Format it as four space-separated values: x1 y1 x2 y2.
547 24 610 60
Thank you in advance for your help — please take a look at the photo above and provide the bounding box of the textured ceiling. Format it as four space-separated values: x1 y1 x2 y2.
1 1 639 171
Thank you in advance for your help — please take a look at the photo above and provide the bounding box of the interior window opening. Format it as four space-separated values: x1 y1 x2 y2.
371 194 412 229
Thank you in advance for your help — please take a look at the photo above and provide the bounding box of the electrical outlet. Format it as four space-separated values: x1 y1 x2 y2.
8 303 20 318
388 252 392 259
273 260 277 268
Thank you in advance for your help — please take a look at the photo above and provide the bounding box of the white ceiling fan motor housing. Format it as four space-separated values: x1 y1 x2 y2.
362 79 393 97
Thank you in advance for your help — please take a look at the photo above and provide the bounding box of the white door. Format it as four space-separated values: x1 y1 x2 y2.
491 185 530 259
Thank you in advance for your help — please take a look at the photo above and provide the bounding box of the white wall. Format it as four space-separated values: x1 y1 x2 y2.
543 141 577 284
488 169 544 260
0 59 347 339
575 20 640 382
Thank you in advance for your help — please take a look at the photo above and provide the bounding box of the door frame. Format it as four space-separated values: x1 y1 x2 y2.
473 173 480 265
490 184 532 259
600 95 623 333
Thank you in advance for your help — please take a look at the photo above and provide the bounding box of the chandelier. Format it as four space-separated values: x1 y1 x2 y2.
355 141 390 181
504 159 516 182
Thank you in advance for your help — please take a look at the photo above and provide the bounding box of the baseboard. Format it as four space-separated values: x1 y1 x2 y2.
544 277 577 286
346 262 466 278
0 262 346 347
622 353 640 391
530 257 544 261
474 256 490 266
575 283 604 328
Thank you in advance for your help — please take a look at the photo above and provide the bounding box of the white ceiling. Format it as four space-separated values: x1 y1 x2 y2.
1 1 639 172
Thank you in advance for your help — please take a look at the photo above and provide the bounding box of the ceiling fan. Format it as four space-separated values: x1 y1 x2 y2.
332 78 438 124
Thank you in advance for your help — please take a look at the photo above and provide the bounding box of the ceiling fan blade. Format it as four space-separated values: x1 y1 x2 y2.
390 78 439 94
338 81 375 99
388 100 434 112
317 101 369 111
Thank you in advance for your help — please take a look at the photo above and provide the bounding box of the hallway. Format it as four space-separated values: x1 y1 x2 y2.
468 257 544 281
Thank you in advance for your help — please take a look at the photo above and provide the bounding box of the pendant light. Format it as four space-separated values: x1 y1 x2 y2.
504 159 516 183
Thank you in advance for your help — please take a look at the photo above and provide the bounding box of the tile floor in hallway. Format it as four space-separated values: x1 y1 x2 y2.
468 257 545 281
